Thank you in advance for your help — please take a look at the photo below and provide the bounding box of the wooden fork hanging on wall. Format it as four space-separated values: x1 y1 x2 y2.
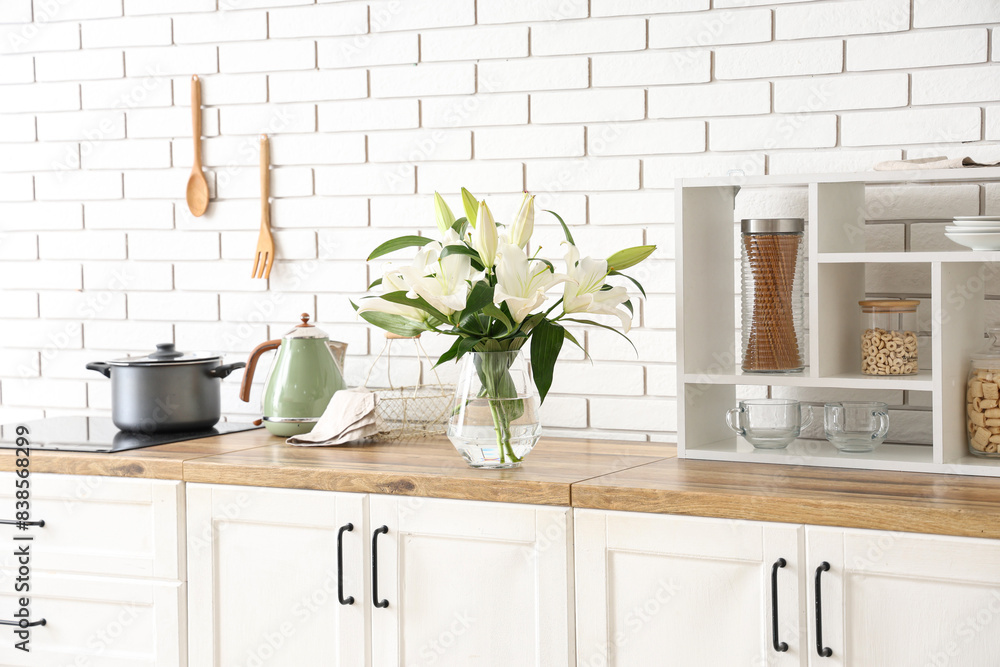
251 134 274 279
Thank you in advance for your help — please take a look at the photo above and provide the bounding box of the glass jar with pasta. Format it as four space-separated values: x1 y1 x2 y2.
859 300 919 376
968 330 1000 457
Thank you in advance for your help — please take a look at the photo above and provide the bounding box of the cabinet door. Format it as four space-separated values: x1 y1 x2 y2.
0 472 184 579
0 571 184 666
187 483 368 667
369 495 574 667
807 526 1000 667
575 509 806 667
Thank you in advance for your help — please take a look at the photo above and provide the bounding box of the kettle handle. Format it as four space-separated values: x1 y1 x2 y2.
239 339 280 402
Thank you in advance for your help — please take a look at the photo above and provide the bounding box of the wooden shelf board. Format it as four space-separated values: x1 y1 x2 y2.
684 436 938 474
818 251 1000 264
678 167 1000 189
683 369 933 391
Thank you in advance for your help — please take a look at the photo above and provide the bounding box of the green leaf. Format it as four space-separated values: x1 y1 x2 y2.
544 209 575 246
440 244 485 271
379 290 450 323
435 336 463 367
367 235 433 261
461 188 478 228
530 319 565 405
367 277 383 290
357 311 426 337
482 303 514 336
622 299 634 315
563 328 587 358
561 318 638 356
461 281 495 319
609 270 647 299
607 245 656 271
451 216 469 237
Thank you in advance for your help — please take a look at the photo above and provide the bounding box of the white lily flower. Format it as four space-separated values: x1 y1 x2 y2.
494 243 568 323
470 200 498 268
508 193 534 249
399 252 472 317
357 263 427 322
562 245 632 332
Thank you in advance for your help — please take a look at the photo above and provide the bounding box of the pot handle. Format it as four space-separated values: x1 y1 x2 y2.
239 339 280 402
86 362 112 378
208 362 246 380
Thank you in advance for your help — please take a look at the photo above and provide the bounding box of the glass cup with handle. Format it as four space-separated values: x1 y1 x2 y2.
725 399 813 449
824 401 890 452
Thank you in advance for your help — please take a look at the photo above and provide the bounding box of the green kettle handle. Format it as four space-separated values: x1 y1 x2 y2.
239 339 280 402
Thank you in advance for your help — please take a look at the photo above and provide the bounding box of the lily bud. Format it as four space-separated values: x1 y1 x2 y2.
473 201 498 268
509 193 534 249
433 192 456 237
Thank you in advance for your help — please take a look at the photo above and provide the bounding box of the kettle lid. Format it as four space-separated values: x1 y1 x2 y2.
283 313 329 340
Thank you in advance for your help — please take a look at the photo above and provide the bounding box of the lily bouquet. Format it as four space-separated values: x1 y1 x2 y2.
355 189 654 464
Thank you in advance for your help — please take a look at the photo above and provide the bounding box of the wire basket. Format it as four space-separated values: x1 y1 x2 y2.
363 334 454 442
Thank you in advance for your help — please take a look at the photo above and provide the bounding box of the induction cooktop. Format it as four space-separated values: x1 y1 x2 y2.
0 416 262 453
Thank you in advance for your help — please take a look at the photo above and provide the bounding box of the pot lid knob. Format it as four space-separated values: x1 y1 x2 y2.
296 313 313 328
149 343 184 360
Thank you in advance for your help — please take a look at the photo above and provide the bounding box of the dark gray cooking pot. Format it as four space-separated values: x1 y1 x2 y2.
86 343 246 433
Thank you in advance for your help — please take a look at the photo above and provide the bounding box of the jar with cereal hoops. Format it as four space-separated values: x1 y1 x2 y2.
859 299 919 376
967 330 1000 457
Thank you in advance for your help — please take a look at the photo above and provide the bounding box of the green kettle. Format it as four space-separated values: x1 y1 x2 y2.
239 314 347 437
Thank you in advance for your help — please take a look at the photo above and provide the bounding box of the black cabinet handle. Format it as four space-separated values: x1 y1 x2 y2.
771 558 788 652
0 619 45 627
372 525 389 609
815 562 833 657
0 519 44 527
337 523 354 606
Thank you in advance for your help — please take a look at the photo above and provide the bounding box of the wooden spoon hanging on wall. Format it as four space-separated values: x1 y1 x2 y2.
186 75 210 217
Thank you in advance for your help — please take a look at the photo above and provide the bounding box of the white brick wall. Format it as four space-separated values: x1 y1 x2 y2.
1 2 998 443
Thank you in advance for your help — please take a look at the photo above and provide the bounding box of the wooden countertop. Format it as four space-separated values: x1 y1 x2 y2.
9 428 1000 538
182 434 669 506
573 456 1000 540
0 429 273 480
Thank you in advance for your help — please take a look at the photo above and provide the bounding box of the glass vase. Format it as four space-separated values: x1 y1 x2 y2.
446 350 541 469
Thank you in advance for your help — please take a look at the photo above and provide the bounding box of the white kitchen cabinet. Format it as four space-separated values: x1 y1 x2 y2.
577 509 1000 666
574 509 806 667
806 526 1000 666
186 483 368 667
0 472 184 579
369 495 575 667
185 485 575 667
0 570 185 666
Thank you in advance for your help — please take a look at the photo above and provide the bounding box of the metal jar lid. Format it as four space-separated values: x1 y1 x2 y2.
859 299 920 313
741 218 805 234
107 343 222 366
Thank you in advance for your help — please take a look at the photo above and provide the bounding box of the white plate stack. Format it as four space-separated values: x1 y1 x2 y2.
945 216 1000 250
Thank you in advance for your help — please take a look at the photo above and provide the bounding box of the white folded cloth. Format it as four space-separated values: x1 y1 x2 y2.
875 156 1000 171
286 387 380 446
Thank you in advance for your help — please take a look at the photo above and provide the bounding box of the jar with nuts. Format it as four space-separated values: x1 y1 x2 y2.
860 299 919 376
968 330 1000 457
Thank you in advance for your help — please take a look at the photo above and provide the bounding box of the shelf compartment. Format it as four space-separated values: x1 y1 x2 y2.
818 252 1000 264
685 437 937 474
683 370 933 390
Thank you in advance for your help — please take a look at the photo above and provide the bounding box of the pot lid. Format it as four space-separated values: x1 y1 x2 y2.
107 343 221 366
283 313 329 340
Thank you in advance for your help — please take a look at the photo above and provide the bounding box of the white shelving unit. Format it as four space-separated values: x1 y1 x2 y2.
676 167 1000 477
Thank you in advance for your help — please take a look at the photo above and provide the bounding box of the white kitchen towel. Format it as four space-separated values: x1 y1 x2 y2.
875 156 1000 171
286 387 380 446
